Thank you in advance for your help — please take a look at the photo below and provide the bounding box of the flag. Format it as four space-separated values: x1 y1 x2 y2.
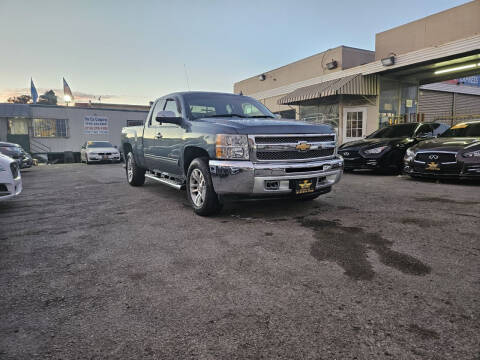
30 78 38 104
63 77 74 101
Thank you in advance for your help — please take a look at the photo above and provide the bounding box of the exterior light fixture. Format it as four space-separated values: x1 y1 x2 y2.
258 74 266 81
381 55 395 66
64 95 71 104
326 60 338 70
434 63 477 75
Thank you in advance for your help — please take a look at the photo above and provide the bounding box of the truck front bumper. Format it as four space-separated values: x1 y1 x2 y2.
209 157 343 195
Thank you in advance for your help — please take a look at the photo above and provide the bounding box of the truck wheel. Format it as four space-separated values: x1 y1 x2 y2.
126 152 145 186
187 158 222 216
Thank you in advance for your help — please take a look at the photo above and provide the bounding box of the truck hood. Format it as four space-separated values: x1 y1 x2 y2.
412 137 480 152
195 117 334 134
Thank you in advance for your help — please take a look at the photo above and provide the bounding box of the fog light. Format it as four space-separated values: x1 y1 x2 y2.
265 180 279 190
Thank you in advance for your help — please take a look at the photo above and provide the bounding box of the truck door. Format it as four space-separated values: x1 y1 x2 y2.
143 99 165 170
155 98 185 175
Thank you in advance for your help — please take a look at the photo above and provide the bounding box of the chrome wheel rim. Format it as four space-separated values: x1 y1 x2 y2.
189 169 206 207
127 155 133 182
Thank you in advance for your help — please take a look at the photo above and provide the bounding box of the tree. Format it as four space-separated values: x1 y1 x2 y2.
7 95 32 104
38 90 57 105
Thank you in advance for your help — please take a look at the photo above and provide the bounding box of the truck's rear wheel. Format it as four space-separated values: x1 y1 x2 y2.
126 152 145 186
187 158 222 216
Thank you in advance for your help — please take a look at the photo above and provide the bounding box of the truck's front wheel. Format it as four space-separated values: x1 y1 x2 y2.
187 158 222 216
126 152 145 186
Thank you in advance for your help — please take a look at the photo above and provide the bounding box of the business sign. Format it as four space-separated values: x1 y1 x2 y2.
84 116 108 135
445 76 480 87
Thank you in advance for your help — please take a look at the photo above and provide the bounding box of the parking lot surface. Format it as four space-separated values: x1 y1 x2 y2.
0 164 479 359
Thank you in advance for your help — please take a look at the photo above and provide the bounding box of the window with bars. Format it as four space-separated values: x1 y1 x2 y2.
346 111 363 138
33 119 68 137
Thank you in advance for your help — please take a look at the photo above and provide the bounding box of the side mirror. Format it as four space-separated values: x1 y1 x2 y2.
156 110 183 125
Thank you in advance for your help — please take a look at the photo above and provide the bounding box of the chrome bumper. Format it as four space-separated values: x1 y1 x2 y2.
209 157 343 195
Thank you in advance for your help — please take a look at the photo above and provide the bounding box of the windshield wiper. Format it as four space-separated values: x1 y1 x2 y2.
247 115 275 118
205 114 245 118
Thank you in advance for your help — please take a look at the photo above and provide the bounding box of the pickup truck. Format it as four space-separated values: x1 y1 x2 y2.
121 91 343 215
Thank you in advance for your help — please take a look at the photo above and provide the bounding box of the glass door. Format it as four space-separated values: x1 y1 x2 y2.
343 107 367 142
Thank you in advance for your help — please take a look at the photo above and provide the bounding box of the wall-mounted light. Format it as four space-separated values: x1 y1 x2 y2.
434 63 477 75
326 60 338 70
258 74 266 81
381 55 395 66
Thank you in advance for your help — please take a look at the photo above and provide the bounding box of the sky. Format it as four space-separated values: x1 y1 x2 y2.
0 0 470 105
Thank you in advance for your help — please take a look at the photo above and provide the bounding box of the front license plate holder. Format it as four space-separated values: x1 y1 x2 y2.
292 178 317 194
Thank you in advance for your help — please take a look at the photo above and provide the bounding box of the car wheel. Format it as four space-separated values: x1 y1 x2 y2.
187 157 222 216
126 152 145 186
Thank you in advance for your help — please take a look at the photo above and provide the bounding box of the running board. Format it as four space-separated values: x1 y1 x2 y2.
145 173 184 190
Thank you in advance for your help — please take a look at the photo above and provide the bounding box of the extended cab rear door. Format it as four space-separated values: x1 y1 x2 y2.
143 99 165 170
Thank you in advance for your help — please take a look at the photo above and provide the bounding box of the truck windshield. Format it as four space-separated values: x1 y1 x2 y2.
367 123 417 138
183 93 275 120
440 122 480 137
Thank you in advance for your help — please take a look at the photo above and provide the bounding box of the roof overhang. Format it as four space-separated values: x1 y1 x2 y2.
278 74 377 105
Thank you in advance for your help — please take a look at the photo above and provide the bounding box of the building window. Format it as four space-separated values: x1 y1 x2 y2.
7 118 29 134
346 111 363 138
126 120 143 127
33 119 68 137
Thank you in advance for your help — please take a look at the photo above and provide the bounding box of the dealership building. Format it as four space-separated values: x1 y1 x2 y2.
234 1 480 144
0 103 148 162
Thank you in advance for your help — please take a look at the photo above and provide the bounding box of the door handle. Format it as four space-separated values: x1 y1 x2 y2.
155 133 163 139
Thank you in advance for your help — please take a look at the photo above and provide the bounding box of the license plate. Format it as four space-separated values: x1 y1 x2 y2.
103 155 108 160
294 178 317 194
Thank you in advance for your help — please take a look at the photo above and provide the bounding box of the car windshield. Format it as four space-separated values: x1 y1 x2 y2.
0 146 22 156
440 122 480 137
87 141 114 148
183 93 275 120
367 123 418 138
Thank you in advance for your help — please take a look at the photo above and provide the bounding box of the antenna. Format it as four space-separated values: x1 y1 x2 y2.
184 64 191 91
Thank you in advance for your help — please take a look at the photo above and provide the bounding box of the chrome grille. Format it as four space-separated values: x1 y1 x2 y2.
250 134 336 162
10 162 19 178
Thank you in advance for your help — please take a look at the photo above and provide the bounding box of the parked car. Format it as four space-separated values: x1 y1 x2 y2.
0 142 23 167
121 91 343 216
0 153 22 201
14 145 34 169
80 141 121 164
404 121 480 178
338 122 449 173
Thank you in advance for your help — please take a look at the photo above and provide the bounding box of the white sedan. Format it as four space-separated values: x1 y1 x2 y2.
0 153 22 201
80 141 121 164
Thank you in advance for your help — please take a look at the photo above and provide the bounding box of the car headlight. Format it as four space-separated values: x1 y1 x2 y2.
406 148 415 157
463 150 480 158
364 146 388 154
215 134 249 160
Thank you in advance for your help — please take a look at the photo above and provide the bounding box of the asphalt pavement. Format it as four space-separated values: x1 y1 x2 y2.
0 164 479 359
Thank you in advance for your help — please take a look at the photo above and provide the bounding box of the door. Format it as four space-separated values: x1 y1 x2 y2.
143 99 165 170
343 107 367 142
155 98 185 175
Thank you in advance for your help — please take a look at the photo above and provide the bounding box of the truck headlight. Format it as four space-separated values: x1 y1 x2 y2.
463 150 480 158
364 146 388 154
215 134 249 160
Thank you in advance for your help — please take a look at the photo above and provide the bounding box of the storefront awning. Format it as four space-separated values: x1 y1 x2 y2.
277 74 377 105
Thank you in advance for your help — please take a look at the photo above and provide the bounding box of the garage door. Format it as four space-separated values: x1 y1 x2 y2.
418 90 453 123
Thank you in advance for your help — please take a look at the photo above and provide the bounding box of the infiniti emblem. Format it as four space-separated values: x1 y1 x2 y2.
429 154 439 160
343 152 350 156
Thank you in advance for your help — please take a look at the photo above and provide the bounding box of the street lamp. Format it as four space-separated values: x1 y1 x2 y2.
64 95 71 106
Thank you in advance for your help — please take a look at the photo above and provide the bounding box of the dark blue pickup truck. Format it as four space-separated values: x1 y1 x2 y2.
121 91 343 215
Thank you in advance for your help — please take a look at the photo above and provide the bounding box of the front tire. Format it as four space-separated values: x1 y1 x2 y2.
126 152 145 186
186 158 222 216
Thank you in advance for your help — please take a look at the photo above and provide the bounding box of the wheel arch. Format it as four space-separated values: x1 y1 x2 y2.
183 146 210 175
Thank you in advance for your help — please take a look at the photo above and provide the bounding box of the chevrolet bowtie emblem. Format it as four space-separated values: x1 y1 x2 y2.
296 142 311 151
426 162 440 171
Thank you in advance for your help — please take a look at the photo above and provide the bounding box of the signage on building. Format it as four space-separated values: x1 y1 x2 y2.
445 76 480 87
84 116 109 135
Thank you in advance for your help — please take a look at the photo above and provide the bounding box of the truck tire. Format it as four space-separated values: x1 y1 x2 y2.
126 151 145 186
186 157 222 216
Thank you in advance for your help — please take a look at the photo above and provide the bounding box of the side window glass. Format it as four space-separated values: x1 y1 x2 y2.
150 100 165 126
417 124 432 135
432 123 446 136
164 99 181 117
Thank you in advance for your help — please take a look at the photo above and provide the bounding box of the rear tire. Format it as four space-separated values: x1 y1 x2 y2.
126 152 145 186
186 157 222 216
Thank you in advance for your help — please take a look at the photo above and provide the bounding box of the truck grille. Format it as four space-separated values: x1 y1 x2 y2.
251 134 336 162
10 163 19 178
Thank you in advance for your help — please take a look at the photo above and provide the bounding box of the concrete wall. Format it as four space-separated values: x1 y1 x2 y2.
0 118 7 141
29 106 148 153
375 0 480 60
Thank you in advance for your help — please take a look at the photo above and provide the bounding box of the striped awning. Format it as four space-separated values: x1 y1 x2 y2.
278 74 377 105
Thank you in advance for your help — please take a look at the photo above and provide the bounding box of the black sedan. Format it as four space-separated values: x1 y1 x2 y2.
404 121 480 179
338 122 449 173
